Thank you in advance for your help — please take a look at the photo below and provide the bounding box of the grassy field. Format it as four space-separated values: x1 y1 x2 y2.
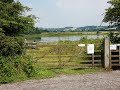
41 31 110 36
26 38 104 80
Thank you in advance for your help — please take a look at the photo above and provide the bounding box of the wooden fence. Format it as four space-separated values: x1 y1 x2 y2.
27 44 103 68
26 38 120 69
110 46 120 67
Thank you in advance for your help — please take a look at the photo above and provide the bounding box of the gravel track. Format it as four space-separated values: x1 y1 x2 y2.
0 71 120 90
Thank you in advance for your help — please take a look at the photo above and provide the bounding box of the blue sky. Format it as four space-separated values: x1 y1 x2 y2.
20 0 110 28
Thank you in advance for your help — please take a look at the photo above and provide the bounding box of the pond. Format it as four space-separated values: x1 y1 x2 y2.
40 35 106 42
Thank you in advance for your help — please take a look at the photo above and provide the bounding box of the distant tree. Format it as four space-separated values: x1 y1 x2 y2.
34 27 43 34
23 27 43 34
43 29 49 32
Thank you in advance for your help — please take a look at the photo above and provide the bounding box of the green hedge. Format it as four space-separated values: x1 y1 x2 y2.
0 34 34 83
0 56 34 83
0 35 25 56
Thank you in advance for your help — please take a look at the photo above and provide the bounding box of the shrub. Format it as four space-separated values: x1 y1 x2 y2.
0 57 17 83
0 34 34 83
20 56 35 77
0 35 25 57
0 56 34 83
108 32 120 43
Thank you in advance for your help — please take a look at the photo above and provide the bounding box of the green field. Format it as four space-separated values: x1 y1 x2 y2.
41 31 110 36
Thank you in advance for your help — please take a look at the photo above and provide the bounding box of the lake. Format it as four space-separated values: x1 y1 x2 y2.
40 35 106 42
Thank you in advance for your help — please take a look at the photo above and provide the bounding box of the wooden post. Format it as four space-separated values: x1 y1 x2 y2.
119 46 120 65
58 46 61 67
104 38 110 69
92 54 94 67
109 49 111 68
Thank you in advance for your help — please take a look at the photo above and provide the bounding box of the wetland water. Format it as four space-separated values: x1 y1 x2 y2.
40 35 106 42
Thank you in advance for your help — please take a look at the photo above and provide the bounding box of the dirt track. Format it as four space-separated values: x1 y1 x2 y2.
0 71 120 90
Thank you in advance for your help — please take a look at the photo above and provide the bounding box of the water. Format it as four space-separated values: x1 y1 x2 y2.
40 35 106 42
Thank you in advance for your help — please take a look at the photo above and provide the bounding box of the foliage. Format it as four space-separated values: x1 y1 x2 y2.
103 0 120 43
0 0 35 83
0 35 25 57
0 33 34 83
33 27 43 34
103 0 120 27
0 0 35 36
23 27 43 34
0 56 34 83
108 31 120 43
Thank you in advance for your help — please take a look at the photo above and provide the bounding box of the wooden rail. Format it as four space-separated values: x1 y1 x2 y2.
110 46 120 67
28 44 102 68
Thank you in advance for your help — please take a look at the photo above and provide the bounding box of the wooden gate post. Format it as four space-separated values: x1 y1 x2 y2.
58 46 61 67
103 38 110 69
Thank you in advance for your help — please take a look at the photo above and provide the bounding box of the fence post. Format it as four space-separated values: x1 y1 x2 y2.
58 45 61 67
119 46 120 66
103 38 110 69
92 54 94 67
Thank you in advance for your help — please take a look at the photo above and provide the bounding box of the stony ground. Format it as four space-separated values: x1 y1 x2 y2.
0 70 120 90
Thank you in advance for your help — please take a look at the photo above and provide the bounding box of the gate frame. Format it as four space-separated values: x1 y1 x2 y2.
103 38 111 69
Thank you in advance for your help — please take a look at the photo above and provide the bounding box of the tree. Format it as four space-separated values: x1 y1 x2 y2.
103 0 120 28
103 0 120 43
0 0 36 56
23 27 43 34
0 0 35 36
0 0 35 83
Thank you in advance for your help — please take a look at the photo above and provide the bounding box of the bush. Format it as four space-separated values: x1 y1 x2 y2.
0 35 25 57
0 57 16 83
20 56 35 77
0 34 34 83
108 32 120 43
0 56 34 83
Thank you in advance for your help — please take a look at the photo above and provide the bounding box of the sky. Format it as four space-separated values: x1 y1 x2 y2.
20 0 110 28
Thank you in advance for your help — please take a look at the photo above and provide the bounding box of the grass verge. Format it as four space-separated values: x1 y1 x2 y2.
30 67 104 80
